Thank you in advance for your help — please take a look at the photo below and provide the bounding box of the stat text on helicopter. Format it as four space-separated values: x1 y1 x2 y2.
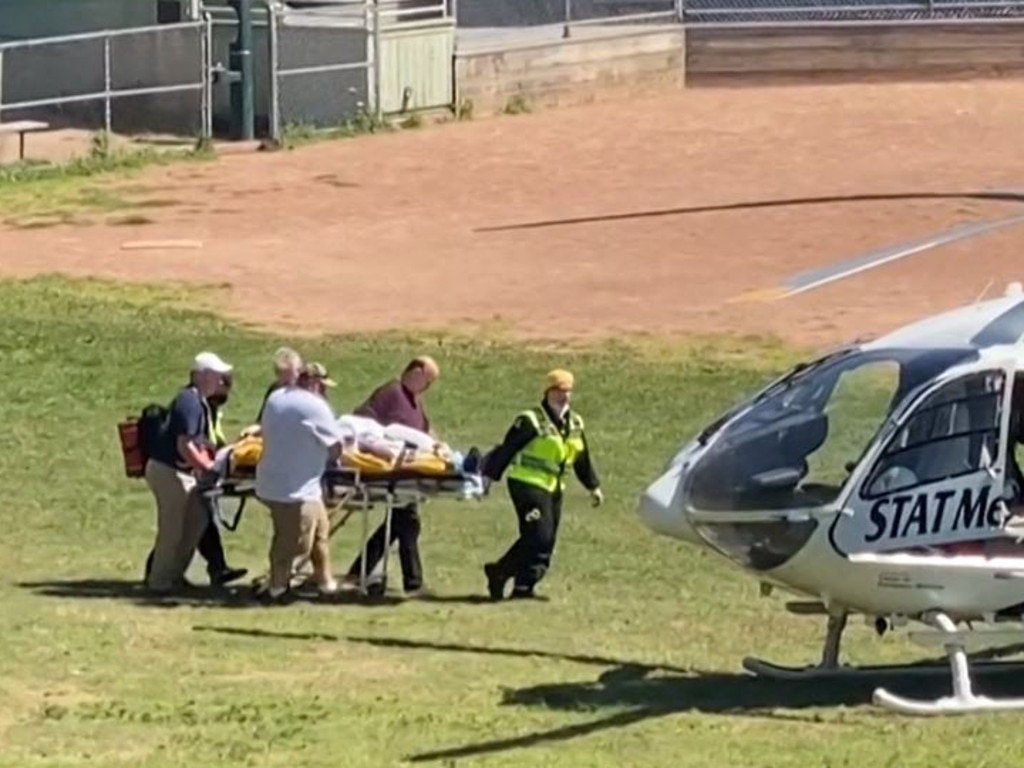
864 485 1003 542
831 474 1013 554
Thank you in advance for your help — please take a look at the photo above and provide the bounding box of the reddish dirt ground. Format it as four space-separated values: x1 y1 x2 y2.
4 79 1024 349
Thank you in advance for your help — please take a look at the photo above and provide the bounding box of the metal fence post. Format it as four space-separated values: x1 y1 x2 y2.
201 11 213 140
267 0 280 141
675 0 684 24
563 0 571 38
373 0 382 123
103 33 112 136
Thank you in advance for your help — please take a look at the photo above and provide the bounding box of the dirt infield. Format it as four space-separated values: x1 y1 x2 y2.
3 79 1024 348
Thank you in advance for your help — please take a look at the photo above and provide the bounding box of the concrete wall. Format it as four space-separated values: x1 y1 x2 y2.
454 27 685 114
686 21 1024 85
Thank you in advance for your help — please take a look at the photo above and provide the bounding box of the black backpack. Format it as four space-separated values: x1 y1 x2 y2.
137 403 170 463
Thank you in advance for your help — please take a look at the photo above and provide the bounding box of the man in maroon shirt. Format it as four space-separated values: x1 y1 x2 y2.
343 356 440 596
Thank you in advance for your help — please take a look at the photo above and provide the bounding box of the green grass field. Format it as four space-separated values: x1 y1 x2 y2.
2 275 1023 768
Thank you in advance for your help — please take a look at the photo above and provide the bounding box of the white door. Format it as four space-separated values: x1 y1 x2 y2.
831 363 1016 556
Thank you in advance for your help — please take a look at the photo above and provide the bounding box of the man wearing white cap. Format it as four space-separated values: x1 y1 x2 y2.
144 351 233 593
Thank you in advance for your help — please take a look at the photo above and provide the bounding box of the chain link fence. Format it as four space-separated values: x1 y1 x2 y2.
453 0 1024 26
268 1 373 134
681 0 1024 23
0 21 212 138
453 0 673 25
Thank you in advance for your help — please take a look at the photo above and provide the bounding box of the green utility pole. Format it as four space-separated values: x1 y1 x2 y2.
227 0 255 140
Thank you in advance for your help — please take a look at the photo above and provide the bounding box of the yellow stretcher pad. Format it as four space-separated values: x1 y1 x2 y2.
228 435 455 480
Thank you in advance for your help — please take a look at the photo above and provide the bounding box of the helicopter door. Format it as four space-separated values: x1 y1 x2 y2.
831 365 1015 556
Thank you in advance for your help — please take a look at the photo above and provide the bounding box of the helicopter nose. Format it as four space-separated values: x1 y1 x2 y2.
638 467 702 546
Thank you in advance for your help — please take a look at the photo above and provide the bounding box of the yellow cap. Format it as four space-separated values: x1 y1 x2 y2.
545 368 574 391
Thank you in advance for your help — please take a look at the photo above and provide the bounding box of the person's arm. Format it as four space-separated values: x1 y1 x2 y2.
353 384 393 423
327 441 343 463
255 383 275 423
174 394 214 473
303 399 346 463
573 431 601 492
483 415 538 482
421 411 444 448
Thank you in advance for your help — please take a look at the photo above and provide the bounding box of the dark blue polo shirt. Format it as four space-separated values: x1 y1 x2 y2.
149 385 212 471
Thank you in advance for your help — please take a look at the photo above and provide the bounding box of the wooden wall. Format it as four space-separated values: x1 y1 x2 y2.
686 21 1024 85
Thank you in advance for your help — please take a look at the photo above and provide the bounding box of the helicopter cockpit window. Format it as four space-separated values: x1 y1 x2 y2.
862 370 1005 498
686 353 905 512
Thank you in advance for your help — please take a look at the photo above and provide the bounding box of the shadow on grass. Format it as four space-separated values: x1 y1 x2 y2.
16 578 405 609
193 625 343 641
343 635 1024 763
177 629 1024 758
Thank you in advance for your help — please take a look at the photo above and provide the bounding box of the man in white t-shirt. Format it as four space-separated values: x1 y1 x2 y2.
255 368 345 602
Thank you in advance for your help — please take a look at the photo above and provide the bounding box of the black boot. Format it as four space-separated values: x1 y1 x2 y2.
510 584 548 601
463 447 483 474
484 562 506 601
209 566 248 586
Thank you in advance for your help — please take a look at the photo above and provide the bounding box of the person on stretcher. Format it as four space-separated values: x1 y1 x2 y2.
336 413 468 465
220 415 485 483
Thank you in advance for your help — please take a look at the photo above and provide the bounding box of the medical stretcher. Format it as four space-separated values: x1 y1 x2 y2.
201 435 486 597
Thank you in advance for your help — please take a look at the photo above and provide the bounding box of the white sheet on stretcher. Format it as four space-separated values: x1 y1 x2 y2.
335 414 437 457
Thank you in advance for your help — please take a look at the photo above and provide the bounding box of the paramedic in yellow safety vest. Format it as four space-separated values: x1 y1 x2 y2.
482 369 603 601
143 373 247 588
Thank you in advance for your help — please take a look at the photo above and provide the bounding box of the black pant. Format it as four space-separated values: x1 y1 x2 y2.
494 479 562 592
347 504 423 591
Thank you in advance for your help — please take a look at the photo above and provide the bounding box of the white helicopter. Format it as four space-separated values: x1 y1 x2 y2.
638 281 1024 716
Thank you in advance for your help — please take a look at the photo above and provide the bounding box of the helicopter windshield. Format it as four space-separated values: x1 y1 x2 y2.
686 346 980 514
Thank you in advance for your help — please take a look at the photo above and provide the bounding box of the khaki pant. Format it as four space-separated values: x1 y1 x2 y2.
145 459 209 591
261 498 332 591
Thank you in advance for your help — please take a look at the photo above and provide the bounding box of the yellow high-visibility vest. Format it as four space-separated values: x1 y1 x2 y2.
507 406 585 493
208 407 227 448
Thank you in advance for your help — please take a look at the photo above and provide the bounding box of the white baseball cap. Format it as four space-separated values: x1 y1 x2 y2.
192 351 233 374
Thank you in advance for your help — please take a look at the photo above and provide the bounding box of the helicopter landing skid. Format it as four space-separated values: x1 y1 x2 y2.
744 611 1024 696
743 655 1023 679
743 657 965 680
743 612 852 680
872 611 1024 716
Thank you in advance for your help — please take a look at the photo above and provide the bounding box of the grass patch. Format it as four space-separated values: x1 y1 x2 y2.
0 133 213 225
0 274 1015 767
271 108 398 151
504 94 532 115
